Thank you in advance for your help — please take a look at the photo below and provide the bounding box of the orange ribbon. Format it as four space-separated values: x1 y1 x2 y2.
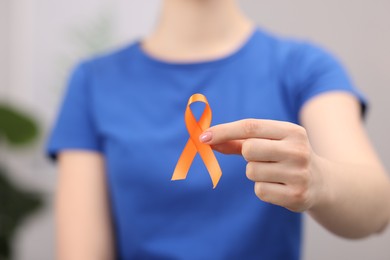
172 93 222 189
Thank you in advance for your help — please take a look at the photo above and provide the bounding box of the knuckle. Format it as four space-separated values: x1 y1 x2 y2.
296 147 310 166
254 183 267 200
287 204 302 213
292 125 307 140
287 144 310 166
241 140 253 160
294 168 310 187
246 162 255 180
243 119 259 136
291 187 309 207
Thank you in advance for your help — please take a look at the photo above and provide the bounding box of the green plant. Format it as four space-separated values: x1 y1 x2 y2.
0 104 42 260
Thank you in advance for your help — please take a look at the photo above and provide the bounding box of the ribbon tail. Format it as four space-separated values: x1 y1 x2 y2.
171 139 197 181
197 144 222 189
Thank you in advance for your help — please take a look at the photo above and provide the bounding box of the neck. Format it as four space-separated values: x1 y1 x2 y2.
142 0 254 62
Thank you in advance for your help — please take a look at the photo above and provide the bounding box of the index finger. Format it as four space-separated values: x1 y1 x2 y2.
200 119 293 145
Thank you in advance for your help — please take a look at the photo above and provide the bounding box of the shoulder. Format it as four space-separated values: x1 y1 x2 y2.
256 28 338 68
256 28 348 91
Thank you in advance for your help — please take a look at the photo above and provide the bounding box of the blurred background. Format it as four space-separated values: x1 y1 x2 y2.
0 0 389 259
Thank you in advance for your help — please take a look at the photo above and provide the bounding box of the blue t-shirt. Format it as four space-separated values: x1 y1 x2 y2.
47 28 365 259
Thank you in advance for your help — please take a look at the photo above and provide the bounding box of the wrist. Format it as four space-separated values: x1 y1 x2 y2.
308 154 335 213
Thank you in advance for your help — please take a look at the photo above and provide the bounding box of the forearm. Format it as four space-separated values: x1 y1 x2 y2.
309 155 390 238
56 152 115 260
56 192 115 260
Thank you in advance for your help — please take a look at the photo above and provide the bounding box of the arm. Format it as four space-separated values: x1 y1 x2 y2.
199 92 390 238
56 151 115 259
300 92 390 238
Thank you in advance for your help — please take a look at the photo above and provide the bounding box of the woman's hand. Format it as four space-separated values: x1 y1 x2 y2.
197 94 390 238
199 119 324 212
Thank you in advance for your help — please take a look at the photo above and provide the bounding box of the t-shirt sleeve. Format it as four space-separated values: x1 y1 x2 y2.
46 62 102 160
289 43 367 118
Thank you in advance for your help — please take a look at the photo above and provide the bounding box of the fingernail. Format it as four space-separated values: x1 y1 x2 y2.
199 131 212 143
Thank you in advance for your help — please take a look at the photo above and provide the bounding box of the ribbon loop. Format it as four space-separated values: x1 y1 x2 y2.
172 93 222 188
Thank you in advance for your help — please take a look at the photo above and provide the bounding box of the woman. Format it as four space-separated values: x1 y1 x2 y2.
47 0 390 259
